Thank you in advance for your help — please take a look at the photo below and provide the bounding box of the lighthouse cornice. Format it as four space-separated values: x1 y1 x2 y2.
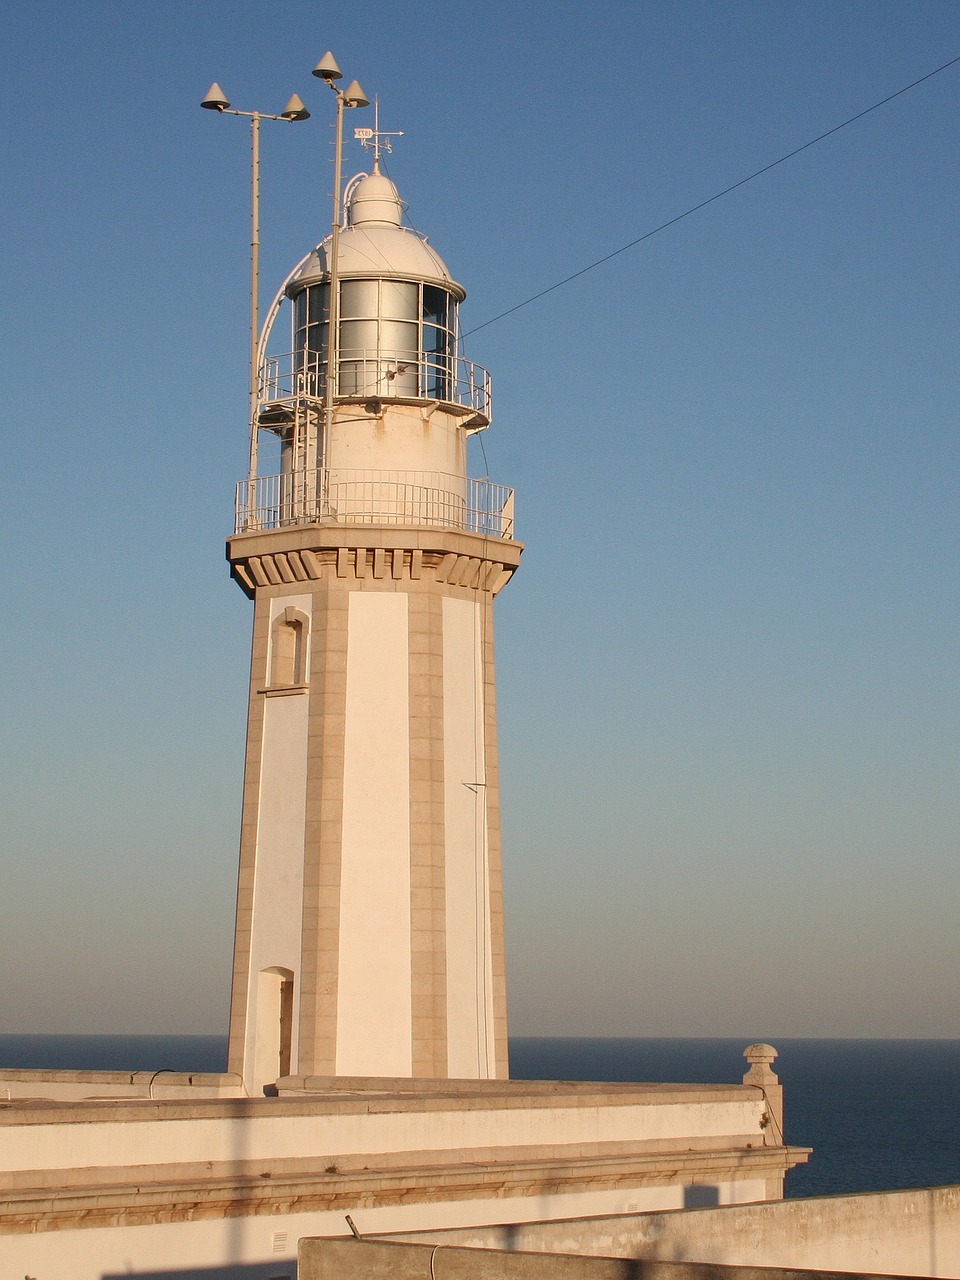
227 524 522 600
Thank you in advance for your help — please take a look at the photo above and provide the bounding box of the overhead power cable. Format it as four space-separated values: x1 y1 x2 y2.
463 53 960 338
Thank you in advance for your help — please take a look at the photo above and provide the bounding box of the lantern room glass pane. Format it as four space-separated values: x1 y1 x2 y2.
308 284 329 323
422 285 448 328
294 287 329 367
339 319 377 356
305 321 327 352
381 280 418 321
425 356 450 401
380 319 418 358
293 287 326 389
340 279 379 318
423 323 447 355
338 358 378 396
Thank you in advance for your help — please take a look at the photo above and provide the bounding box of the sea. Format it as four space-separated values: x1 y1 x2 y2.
2 1034 958 1201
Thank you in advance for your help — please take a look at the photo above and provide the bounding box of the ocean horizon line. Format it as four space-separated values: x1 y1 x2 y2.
5 1031 958 1041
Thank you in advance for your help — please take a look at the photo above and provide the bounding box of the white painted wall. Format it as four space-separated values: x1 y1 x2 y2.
0 1179 768 1280
0 1097 766 1172
1 1212 300 1280
442 596 495 1077
244 593 312 1090
0 1088 783 1280
336 592 412 1076
327 405 465 479
392 1185 960 1280
616 1185 960 1278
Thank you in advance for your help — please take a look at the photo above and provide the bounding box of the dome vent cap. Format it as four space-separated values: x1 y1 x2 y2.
348 172 403 227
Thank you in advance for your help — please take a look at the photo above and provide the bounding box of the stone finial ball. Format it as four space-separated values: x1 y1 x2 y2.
743 1043 778 1064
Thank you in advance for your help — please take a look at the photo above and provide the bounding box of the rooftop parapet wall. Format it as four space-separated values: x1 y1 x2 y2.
0 1076 807 1241
0 1069 243 1101
378 1187 960 1280
592 1186 960 1279
299 1239 927 1280
0 1049 807 1250
0 1080 787 1172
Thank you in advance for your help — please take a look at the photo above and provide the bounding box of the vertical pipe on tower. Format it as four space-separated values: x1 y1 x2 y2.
320 90 346 506
247 113 261 520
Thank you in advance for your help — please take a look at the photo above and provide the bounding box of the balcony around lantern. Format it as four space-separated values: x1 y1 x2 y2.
258 349 492 422
235 468 516 539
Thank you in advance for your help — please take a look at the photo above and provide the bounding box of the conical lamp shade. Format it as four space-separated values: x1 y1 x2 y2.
201 82 230 111
344 79 369 108
281 93 310 121
313 51 342 81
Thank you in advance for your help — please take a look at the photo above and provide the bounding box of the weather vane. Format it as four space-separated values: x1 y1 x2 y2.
354 97 403 170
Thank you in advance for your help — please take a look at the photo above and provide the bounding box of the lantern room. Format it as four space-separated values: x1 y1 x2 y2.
237 164 508 538
287 170 468 406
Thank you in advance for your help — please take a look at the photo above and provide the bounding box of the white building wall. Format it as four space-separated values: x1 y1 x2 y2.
0 1180 768 1280
244 593 312 1084
23 1180 957 1280
442 596 495 1078
613 1185 960 1277
327 404 465 478
0 1099 766 1172
336 592 412 1076
390 1185 960 1280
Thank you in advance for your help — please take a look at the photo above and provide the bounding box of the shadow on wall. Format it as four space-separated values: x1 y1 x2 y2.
683 1186 720 1209
619 1267 738 1280
502 1222 520 1251
103 1263 295 1280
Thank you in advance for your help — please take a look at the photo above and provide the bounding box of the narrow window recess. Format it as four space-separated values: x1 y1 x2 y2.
265 606 310 692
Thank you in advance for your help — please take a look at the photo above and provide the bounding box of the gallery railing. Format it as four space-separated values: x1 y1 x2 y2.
259 350 491 418
235 469 515 540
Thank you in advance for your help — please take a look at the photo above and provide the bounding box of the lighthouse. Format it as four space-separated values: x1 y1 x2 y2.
224 137 521 1093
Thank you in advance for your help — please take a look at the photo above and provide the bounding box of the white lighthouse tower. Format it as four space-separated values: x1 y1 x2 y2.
225 127 521 1093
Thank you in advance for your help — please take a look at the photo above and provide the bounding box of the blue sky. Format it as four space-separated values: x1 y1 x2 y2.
2 1 958 1038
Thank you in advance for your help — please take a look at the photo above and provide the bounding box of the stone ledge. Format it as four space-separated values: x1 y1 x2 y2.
0 1136 797 1191
229 525 523 563
0 1143 808 1236
0 1069 242 1103
0 1079 768 1126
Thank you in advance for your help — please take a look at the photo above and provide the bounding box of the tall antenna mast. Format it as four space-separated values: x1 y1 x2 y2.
354 97 403 172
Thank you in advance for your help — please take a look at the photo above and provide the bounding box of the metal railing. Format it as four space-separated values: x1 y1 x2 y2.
235 468 515 539
259 350 491 418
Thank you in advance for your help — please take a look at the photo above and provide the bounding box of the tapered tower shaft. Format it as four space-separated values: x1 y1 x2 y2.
225 167 521 1093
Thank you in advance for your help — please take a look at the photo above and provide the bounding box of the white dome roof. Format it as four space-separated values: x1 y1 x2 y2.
288 171 465 300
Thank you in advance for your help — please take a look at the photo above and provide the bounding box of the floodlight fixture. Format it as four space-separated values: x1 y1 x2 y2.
313 51 343 81
201 83 230 111
281 93 311 121
343 80 370 109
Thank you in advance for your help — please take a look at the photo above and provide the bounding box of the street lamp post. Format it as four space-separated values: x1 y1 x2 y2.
201 83 310 508
311 53 370 489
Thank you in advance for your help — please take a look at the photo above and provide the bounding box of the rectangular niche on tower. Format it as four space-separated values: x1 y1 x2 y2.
264 605 310 695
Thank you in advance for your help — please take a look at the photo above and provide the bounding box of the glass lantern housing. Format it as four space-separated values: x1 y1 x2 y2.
292 278 458 403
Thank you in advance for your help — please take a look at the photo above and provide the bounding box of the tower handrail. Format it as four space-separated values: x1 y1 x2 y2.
235 468 515 539
257 350 491 419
